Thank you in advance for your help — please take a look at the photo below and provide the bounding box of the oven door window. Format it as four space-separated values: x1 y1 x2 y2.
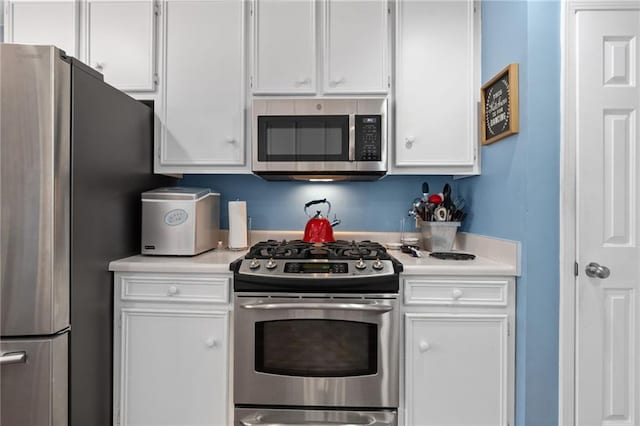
255 319 377 377
257 115 349 162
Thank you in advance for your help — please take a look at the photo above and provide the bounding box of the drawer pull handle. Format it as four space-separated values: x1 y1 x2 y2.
167 286 179 296
452 288 463 299
206 338 218 348
418 340 430 353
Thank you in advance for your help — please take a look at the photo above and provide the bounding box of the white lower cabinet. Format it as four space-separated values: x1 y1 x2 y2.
402 276 515 426
113 273 231 426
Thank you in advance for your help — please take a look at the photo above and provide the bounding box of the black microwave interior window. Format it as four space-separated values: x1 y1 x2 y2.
255 319 378 377
257 115 349 162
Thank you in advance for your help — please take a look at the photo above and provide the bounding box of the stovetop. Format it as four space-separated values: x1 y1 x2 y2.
231 240 402 293
246 239 393 261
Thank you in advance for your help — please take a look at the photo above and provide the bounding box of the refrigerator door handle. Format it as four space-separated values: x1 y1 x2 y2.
0 351 27 365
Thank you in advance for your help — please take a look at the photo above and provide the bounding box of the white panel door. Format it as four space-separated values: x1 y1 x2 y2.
4 1 78 57
405 313 508 426
86 0 155 91
118 308 228 426
160 0 245 170
394 0 476 171
324 0 388 94
252 0 315 94
575 9 640 426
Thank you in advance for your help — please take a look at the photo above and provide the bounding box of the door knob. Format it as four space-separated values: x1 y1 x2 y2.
585 262 610 279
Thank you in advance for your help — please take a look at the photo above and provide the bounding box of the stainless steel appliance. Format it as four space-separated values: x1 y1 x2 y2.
0 44 173 426
252 98 387 181
231 240 402 425
141 187 220 256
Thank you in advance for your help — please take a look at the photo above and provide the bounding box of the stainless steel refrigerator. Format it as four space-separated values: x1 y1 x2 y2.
0 44 174 426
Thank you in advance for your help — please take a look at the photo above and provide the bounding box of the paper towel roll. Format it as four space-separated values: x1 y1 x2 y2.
228 201 248 250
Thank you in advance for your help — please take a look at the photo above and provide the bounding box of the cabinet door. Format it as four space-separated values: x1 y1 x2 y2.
405 313 509 426
85 0 156 91
117 308 228 426
4 1 78 57
158 0 245 171
252 0 316 94
324 0 388 94
394 0 478 174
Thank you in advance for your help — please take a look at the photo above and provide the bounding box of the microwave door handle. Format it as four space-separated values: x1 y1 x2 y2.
239 302 392 313
348 114 355 161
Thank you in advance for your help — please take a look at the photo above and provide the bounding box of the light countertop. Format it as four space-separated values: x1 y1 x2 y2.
109 249 247 274
392 250 517 276
109 233 519 276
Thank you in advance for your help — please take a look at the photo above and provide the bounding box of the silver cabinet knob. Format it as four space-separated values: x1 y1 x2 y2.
585 262 610 279
405 136 415 148
418 340 430 353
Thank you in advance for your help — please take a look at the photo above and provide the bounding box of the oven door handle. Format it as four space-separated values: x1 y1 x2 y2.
239 302 393 313
240 415 389 426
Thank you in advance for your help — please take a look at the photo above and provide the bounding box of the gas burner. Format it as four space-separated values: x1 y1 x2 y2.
246 239 392 261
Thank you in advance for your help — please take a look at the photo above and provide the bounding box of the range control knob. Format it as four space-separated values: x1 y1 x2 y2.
355 258 367 270
249 259 261 269
372 258 384 270
266 258 277 270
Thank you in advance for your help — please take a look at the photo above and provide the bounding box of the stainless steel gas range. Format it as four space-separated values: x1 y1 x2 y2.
231 240 403 426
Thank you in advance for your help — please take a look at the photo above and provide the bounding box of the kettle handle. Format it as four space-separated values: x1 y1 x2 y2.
304 199 331 218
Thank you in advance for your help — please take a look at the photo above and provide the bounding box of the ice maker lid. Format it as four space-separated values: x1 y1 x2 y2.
142 187 217 201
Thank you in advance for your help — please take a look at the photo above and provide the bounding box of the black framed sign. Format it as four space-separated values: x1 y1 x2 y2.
481 63 519 145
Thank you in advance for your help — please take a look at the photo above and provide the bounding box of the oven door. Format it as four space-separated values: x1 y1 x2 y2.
234 295 399 408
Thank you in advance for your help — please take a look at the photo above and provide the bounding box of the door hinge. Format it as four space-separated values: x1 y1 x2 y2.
118 316 122 329
154 1 160 16
250 5 253 16
153 73 159 86
250 75 253 88
507 321 511 336
116 409 121 425
387 75 391 88
574 262 579 276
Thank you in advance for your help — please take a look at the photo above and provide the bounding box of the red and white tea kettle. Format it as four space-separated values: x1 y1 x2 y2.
303 199 341 243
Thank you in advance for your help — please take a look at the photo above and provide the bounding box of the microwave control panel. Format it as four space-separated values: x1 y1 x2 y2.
354 115 382 161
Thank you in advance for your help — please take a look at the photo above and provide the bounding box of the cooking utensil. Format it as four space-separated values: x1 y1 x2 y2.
401 244 423 258
428 194 443 204
421 182 429 201
434 206 449 221
303 199 339 243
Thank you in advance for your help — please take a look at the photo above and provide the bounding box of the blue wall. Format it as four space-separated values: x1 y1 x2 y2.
456 1 561 425
182 2 561 424
181 174 451 234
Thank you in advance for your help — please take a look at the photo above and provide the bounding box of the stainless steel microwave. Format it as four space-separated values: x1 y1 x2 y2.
252 97 387 181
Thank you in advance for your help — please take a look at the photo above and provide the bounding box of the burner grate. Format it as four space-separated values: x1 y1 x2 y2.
246 240 392 261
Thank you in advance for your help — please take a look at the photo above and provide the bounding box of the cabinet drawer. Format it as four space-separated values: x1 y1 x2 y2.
119 275 230 304
404 278 508 306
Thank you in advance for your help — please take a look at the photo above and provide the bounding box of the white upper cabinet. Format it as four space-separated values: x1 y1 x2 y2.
251 0 390 95
157 0 246 172
393 0 480 175
85 0 156 92
323 0 389 94
252 0 316 94
4 1 79 57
